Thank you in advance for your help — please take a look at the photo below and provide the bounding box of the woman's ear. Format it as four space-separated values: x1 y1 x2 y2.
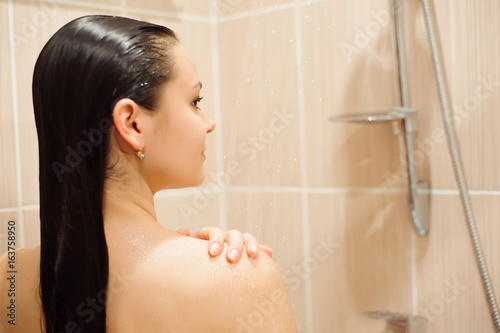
112 98 144 151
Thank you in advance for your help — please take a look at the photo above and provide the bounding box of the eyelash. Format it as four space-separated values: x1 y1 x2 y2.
192 96 203 109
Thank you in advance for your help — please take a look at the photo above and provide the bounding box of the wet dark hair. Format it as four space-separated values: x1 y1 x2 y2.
32 15 178 333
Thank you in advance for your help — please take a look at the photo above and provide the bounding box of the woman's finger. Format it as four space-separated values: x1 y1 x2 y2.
259 244 273 257
242 232 260 257
192 227 224 256
176 229 190 236
224 229 244 263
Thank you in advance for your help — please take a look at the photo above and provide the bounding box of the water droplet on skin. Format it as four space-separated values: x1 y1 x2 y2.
289 39 293 43
305 15 309 19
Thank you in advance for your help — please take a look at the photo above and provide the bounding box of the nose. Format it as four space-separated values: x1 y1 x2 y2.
201 110 216 134
206 118 216 134
200 109 215 134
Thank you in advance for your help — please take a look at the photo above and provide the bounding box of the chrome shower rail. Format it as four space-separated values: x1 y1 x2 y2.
420 0 500 330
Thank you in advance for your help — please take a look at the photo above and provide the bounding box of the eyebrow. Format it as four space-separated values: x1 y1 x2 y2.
193 81 202 89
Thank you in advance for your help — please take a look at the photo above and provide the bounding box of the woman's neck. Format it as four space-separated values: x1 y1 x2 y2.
102 171 158 229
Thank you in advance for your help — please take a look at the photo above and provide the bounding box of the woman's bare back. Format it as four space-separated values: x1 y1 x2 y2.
0 247 43 333
0 227 297 333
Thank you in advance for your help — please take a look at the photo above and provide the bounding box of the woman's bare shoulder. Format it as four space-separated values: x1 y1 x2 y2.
112 236 298 332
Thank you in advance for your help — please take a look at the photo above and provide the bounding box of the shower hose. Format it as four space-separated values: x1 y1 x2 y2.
421 0 500 331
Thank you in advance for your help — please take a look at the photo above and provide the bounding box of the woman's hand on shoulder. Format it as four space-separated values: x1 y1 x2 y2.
176 227 273 263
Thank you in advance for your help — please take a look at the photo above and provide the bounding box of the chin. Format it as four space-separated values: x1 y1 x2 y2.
182 172 205 188
155 170 206 190
194 173 205 186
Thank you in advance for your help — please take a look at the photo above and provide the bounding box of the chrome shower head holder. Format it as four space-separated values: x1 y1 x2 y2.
329 0 430 236
330 107 430 236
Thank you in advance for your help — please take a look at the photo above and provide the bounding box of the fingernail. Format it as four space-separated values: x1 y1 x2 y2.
209 242 220 255
250 243 258 255
228 248 239 262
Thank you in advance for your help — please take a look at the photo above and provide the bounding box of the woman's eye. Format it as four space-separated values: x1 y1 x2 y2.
192 96 203 109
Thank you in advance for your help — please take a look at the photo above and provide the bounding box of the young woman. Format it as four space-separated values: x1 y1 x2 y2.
0 15 297 333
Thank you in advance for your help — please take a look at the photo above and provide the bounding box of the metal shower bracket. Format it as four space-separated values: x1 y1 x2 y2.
330 0 430 236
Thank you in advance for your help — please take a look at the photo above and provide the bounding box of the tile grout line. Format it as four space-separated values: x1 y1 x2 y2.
36 0 329 24
5 187 500 214
8 0 26 249
120 0 126 16
38 0 213 23
0 205 40 214
294 3 313 332
210 0 227 231
217 0 327 23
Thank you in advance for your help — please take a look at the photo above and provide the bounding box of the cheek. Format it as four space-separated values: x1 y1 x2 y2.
158 114 205 156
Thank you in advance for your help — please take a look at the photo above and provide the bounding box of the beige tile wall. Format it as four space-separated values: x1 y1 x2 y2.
0 2 19 211
0 0 499 332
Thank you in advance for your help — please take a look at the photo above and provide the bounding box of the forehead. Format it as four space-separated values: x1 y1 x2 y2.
170 43 199 87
